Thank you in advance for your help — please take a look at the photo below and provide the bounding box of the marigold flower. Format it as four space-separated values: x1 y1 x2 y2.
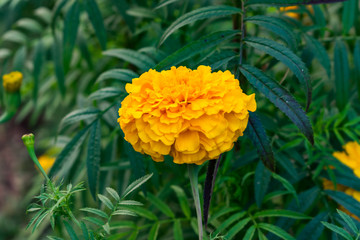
333 141 360 178
280 6 300 19
2 71 22 92
118 66 256 165
37 155 56 173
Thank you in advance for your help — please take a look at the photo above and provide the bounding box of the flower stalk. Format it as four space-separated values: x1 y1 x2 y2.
22 133 50 181
188 164 203 240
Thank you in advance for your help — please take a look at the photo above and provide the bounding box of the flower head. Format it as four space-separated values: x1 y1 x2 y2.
38 155 56 173
333 141 360 178
280 6 300 19
2 71 22 92
118 66 256 165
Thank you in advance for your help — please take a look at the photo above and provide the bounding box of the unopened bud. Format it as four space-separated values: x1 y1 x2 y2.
2 71 22 93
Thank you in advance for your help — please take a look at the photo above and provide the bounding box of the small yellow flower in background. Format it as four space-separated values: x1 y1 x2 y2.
37 155 55 173
333 141 360 178
2 71 23 92
118 66 256 165
280 6 300 19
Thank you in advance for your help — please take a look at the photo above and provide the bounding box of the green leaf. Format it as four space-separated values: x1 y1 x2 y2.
112 210 137 217
213 212 247 236
321 222 353 240
126 7 157 18
88 87 124 101
122 173 153 199
32 211 49 233
325 190 360 220
245 112 275 170
297 212 328 240
154 0 181 10
33 40 44 102
337 209 358 235
60 108 100 131
272 173 299 205
26 209 45 230
246 0 346 6
98 194 114 210
87 120 101 200
106 187 120 202
342 0 356 34
244 37 311 111
254 161 272 207
84 0 107 50
148 193 175 218
2 30 27 44
63 0 80 72
83 217 105 226
148 222 160 240
103 49 155 71
246 16 297 50
304 34 331 78
171 185 191 219
52 36 65 96
49 125 91 178
81 208 108 219
334 40 350 110
16 18 42 33
159 5 242 45
243 225 256 240
173 219 184 240
120 206 158 220
240 65 314 144
354 40 360 100
13 46 26 72
51 0 67 31
258 223 296 240
111 0 135 32
80 221 90 240
156 30 239 71
224 218 252 239
96 69 138 83
254 210 310 219
119 200 143 206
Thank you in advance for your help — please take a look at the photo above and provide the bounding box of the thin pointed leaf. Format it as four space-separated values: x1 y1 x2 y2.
60 108 100 131
148 222 160 240
33 41 44 102
171 185 191 219
322 222 353 240
156 30 239 71
106 187 120 201
88 87 124 101
246 0 346 6
148 193 175 218
337 209 358 235
254 161 271 207
96 69 138 83
244 37 311 111
103 49 155 71
81 208 109 218
84 0 107 50
258 223 296 240
334 40 350 110
52 36 65 96
98 194 114 210
304 34 331 78
325 190 360 220
225 218 252 240
122 173 153 199
297 212 328 240
64 221 79 240
159 5 242 45
254 210 310 219
240 65 314 144
174 219 184 240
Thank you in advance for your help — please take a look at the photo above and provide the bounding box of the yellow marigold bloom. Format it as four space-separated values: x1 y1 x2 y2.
118 66 256 165
280 6 300 19
37 155 55 173
333 141 360 178
2 71 22 92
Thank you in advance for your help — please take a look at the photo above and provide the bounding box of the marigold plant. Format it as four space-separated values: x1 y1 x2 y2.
2 71 22 93
118 66 256 165
333 141 360 178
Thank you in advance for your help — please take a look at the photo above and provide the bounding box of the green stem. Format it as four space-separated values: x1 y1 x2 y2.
26 146 50 181
188 164 203 240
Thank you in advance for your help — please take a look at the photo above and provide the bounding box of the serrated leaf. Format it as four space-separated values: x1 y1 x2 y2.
63 0 80 72
98 194 114 210
354 41 360 100
60 108 100 131
156 30 239 71
159 5 242 45
243 225 256 240
259 223 296 240
244 37 311 111
32 211 49 233
337 209 358 235
112 209 137 217
80 221 90 240
120 206 157 220
122 173 153 199
254 161 272 207
103 49 155 71
52 36 65 96
96 69 138 83
118 200 143 206
272 173 299 205
246 0 346 6
154 0 180 10
171 185 191 219
245 112 275 170
334 40 350 110
148 222 160 240
325 190 360 220
224 218 252 240
26 209 45 230
254 210 310 219
88 87 124 101
148 193 175 218
84 0 107 50
322 222 353 240
64 221 79 240
246 16 297 50
49 125 91 177
83 217 105 226
297 212 328 240
304 34 331 78
106 187 120 201
342 0 356 34
240 65 314 144
126 7 157 18
81 207 108 219
213 212 247 236
173 219 183 240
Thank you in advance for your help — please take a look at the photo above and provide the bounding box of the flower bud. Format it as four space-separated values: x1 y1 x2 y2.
2 71 22 93
22 133 35 148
